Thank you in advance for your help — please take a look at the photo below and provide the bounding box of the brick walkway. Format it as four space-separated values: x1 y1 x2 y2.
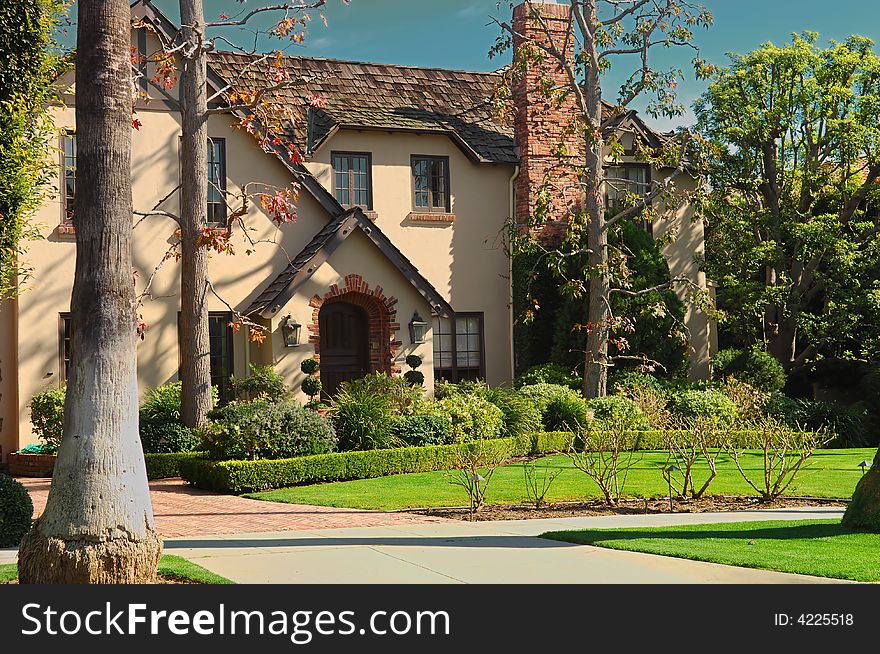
18 478 444 538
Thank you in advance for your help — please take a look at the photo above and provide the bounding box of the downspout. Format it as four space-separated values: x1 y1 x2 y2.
508 164 520 382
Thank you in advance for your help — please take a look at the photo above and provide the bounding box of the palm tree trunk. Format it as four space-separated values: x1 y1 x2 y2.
18 0 161 583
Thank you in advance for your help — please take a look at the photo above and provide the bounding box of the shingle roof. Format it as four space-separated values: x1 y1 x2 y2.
245 208 454 319
206 51 519 164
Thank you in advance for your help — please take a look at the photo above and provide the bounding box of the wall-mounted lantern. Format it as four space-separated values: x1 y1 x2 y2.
408 311 428 344
281 315 301 347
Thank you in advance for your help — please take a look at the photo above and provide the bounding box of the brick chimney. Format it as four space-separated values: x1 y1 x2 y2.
512 1 584 241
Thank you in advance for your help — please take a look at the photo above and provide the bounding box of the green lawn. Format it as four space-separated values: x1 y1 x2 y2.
246 448 872 510
0 555 233 584
541 519 880 582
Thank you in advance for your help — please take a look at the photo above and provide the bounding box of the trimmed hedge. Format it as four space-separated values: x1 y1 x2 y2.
178 429 817 493
180 438 521 493
145 452 206 480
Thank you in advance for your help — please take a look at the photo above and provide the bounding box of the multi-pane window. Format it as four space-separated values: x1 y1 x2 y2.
62 133 76 222
208 312 234 403
207 138 227 224
604 164 648 214
332 152 372 209
59 313 72 382
412 156 450 212
433 313 484 383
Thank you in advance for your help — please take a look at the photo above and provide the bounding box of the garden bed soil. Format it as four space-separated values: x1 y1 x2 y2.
412 496 849 521
3 575 198 585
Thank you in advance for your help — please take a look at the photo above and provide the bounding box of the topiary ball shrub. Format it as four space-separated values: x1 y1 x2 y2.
670 390 738 427
302 375 323 399
405 354 422 369
203 401 337 460
515 363 582 390
29 385 66 449
586 395 647 429
403 369 425 387
714 347 786 393
0 473 34 547
300 358 320 375
392 415 453 446
140 420 200 454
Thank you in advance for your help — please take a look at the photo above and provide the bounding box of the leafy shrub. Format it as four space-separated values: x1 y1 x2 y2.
586 395 647 429
669 390 738 427
392 415 453 446
545 392 592 431
404 370 425 386
608 370 663 396
141 381 218 422
795 399 867 447
333 383 396 450
515 363 582 390
766 392 802 426
301 375 323 399
29 385 65 448
144 451 206 480
203 401 337 460
230 363 292 403
140 420 199 454
0 473 33 547
714 347 786 393
300 358 320 375
438 381 542 441
433 394 504 442
340 373 426 416
518 383 581 417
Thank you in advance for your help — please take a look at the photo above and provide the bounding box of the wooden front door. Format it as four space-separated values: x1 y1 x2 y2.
319 302 369 397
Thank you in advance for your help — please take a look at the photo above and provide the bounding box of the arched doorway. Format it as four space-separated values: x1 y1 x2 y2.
318 301 369 397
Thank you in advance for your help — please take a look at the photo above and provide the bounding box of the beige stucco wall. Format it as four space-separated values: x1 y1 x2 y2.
6 103 515 452
305 130 516 386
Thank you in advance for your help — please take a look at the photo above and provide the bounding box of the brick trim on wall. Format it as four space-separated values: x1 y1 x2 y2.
308 273 403 375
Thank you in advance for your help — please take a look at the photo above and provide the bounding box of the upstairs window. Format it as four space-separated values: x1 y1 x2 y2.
412 155 450 212
207 138 227 224
62 133 76 223
604 164 649 215
433 313 484 383
332 152 372 209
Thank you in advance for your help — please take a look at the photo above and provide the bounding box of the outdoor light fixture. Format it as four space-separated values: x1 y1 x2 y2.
281 314 301 347
664 465 681 512
470 473 485 483
408 311 428 344
859 460 870 476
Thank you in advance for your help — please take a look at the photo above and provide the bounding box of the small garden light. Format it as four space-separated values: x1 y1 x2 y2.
280 314 301 347
859 460 870 476
408 311 428 344
664 464 681 512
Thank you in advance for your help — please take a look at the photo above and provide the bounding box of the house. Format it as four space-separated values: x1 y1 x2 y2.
0 0 714 460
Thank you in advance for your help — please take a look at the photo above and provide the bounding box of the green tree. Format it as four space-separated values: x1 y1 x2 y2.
497 0 714 397
0 0 65 300
697 33 880 368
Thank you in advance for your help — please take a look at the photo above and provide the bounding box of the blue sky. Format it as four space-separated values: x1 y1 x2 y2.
68 1 880 128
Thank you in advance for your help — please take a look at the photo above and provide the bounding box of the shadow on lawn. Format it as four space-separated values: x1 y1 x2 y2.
545 521 860 544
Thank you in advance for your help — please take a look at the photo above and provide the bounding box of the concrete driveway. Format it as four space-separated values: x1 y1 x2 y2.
160 507 849 584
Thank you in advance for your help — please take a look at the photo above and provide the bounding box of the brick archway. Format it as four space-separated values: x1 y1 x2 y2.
308 274 403 375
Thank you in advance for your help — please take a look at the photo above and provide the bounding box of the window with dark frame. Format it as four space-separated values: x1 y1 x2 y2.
177 311 235 403
59 313 72 382
432 313 484 383
605 163 651 232
62 133 76 223
332 152 372 209
412 155 450 212
207 138 227 224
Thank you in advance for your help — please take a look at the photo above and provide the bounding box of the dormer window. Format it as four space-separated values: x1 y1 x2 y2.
604 164 649 214
332 152 372 209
